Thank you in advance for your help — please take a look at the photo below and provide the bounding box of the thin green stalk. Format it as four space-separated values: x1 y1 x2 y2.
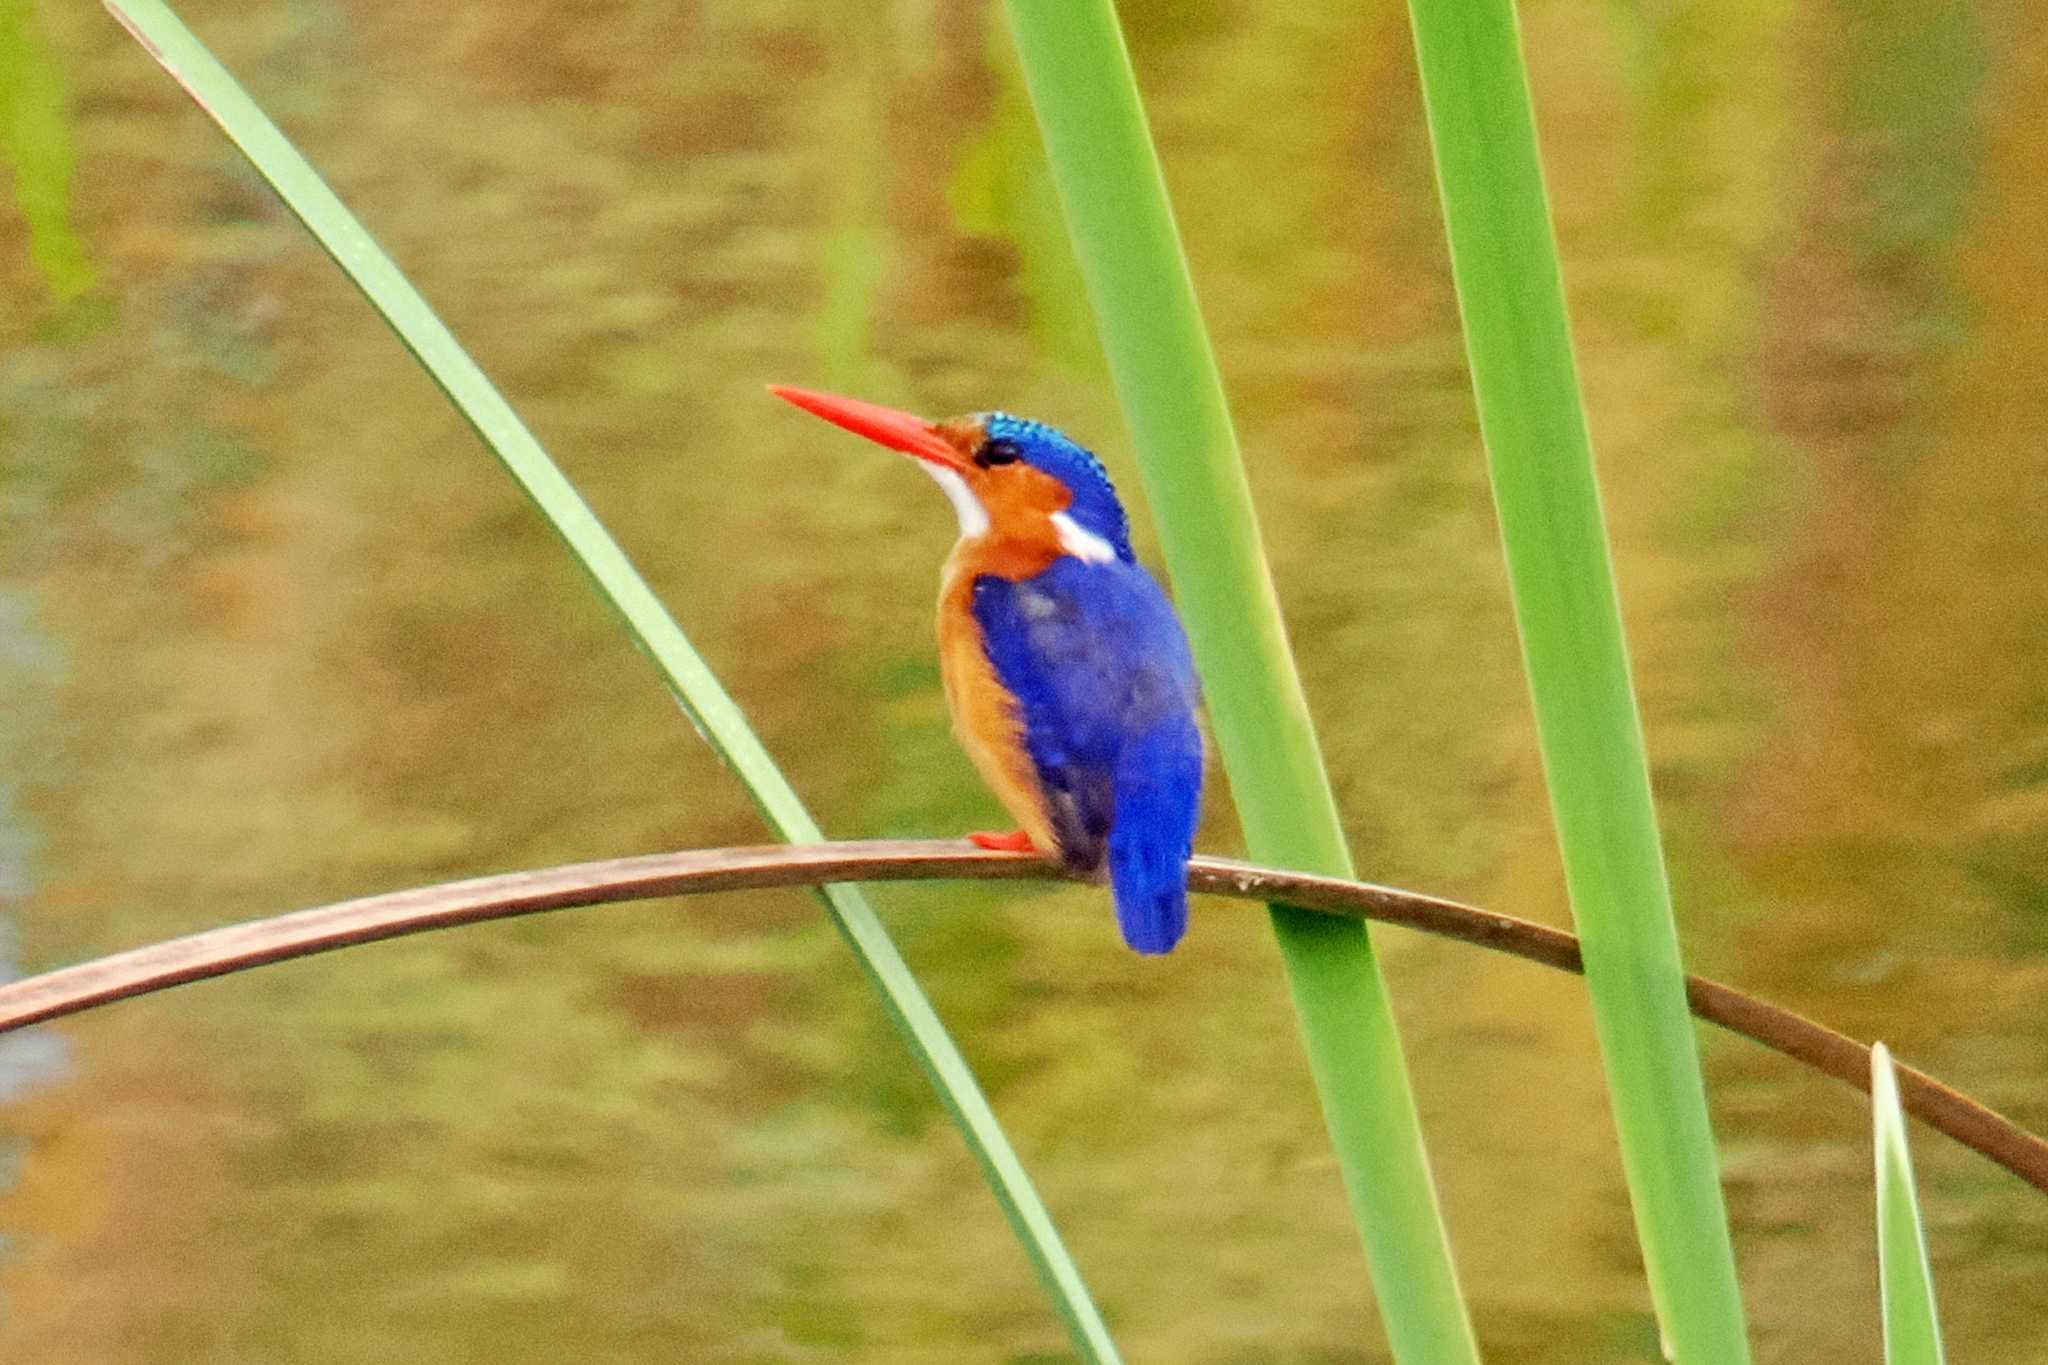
104 3 1117 1358
1 0 97 302
1872 1044 1947 1365
1402 0 1748 1358
1000 4 1479 1360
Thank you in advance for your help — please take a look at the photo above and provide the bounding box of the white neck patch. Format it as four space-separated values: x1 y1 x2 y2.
920 465 1119 565
920 464 990 540
1052 512 1119 565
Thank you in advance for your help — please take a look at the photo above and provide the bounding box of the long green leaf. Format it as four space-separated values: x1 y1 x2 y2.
1 0 97 303
1872 1044 1947 1365
102 4 1118 1358
999 4 1479 1361
1402 0 1749 1358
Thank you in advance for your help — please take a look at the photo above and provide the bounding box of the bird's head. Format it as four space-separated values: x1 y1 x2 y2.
771 385 1134 567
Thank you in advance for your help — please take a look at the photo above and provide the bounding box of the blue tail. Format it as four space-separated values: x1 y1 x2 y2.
1107 716 1204 954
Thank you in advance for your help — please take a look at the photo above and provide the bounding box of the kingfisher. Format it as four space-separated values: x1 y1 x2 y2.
770 385 1204 954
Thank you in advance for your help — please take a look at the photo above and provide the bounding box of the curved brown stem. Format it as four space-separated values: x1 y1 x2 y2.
1 839 2040 1195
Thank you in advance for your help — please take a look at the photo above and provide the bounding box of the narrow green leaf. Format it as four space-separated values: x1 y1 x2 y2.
1402 0 1750 1359
1872 1044 1947 1365
1000 4 1479 1360
945 19 1101 375
811 6 885 387
102 3 1119 1358
1 0 97 303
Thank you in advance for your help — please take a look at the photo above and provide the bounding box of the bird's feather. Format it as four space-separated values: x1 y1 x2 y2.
936 580 1058 853
971 556 1203 952
1108 714 1204 953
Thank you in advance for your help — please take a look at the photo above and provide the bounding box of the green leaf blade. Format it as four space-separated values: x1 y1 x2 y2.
103 3 1118 1358
1872 1044 1948 1365
1 0 98 303
1401 0 1751 1358
1000 3 1480 1361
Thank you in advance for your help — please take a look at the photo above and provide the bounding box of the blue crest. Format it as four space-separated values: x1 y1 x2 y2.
981 412 1135 562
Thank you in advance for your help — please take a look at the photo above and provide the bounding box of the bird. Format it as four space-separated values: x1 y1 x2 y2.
770 385 1204 954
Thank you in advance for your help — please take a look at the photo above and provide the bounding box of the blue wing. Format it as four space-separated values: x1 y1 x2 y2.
972 557 1203 953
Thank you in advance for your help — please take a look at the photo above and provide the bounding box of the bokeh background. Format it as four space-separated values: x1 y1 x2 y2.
3 0 2046 1360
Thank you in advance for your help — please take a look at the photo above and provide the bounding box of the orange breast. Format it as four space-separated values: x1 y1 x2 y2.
936 554 1057 856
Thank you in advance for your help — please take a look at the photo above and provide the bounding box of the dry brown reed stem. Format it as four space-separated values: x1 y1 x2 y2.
0 839 2039 1194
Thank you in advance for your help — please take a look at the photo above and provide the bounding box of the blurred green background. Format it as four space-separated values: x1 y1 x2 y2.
2 0 2045 1359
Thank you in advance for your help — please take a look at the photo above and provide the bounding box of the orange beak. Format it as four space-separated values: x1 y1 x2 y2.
768 385 967 471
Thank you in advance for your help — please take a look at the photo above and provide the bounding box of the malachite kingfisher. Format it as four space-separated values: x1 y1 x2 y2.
770 385 1205 955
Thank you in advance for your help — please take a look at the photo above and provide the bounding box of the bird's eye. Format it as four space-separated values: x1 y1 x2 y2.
975 439 1022 468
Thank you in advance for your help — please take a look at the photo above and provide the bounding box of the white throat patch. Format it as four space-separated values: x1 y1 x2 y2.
920 464 990 540
920 465 1118 565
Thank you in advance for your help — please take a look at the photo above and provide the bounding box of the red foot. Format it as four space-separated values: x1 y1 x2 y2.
968 829 1037 853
